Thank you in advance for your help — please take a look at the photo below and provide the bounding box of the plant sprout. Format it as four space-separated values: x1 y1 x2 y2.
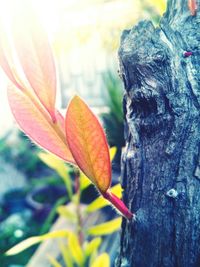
0 1 133 220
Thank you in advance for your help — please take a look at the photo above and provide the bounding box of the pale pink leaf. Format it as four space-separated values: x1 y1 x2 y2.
11 3 57 121
8 84 75 164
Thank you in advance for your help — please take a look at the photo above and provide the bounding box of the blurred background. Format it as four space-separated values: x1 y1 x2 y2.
0 0 166 266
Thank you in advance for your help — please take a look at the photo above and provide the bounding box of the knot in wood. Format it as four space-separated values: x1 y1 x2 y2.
166 188 178 198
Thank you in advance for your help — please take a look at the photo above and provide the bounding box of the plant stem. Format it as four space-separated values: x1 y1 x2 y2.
74 169 84 246
102 190 133 220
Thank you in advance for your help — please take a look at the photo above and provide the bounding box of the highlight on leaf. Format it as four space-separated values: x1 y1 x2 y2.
65 95 111 193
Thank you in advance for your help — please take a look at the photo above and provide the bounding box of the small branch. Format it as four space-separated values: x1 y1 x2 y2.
74 170 84 246
102 190 133 220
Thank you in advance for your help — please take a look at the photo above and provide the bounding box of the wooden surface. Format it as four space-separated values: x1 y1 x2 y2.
116 0 200 266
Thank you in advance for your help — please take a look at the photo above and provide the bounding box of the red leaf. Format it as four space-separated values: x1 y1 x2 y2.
65 96 111 192
8 84 75 164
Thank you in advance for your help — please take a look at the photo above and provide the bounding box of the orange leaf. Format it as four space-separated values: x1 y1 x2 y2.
8 84 75 164
65 96 111 192
11 2 57 121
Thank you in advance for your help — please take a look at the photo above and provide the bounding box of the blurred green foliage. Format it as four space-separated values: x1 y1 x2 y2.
101 70 124 149
6 150 122 266
0 131 43 177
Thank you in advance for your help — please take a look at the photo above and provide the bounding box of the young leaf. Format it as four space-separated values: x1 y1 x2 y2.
6 230 70 256
65 96 111 193
86 184 122 213
11 2 57 121
87 218 122 236
8 85 75 164
91 253 110 267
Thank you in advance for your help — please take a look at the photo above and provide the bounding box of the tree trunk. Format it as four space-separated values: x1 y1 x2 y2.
116 1 200 266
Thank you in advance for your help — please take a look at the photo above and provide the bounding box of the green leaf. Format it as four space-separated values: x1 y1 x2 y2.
57 205 77 222
86 184 122 213
86 196 106 213
109 147 117 161
87 218 122 236
6 230 70 256
102 71 123 123
84 237 102 258
80 171 92 191
47 256 62 267
68 232 84 266
6 236 42 256
91 253 110 267
39 152 73 199
110 183 122 197
59 242 74 267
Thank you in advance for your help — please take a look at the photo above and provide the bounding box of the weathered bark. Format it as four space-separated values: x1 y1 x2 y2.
116 0 200 266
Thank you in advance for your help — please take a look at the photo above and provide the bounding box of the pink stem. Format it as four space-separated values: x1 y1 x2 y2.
102 190 133 220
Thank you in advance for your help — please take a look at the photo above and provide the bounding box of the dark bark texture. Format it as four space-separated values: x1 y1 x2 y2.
116 0 200 267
